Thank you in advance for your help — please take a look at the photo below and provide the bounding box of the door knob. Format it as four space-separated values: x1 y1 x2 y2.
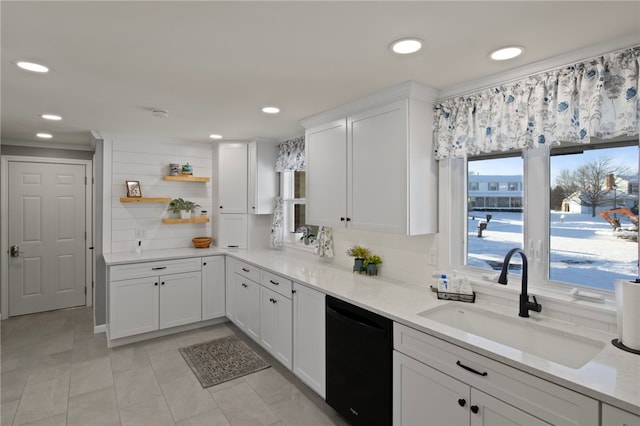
9 245 23 257
470 405 479 414
458 398 466 407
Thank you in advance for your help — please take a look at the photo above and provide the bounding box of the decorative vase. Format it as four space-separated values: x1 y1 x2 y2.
181 163 193 175
366 263 378 276
180 210 190 219
353 258 365 273
169 163 180 176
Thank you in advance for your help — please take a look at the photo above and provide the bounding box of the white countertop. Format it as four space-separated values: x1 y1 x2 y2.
103 247 640 415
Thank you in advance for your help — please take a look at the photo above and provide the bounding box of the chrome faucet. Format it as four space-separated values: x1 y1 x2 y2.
497 248 542 318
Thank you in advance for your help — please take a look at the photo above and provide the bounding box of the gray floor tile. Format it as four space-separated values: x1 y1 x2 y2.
109 343 151 374
148 348 193 385
160 374 218 422
244 368 296 405
69 356 113 397
269 389 336 426
1 368 28 403
22 413 67 426
68 386 121 426
1 399 20 426
211 381 280 426
119 395 175 426
176 408 230 426
12 371 70 426
71 333 109 363
143 335 180 356
113 364 163 408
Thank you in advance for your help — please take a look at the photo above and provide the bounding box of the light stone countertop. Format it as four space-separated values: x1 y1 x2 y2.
103 247 640 416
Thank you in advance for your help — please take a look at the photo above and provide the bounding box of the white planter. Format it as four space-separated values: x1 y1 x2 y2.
180 210 191 219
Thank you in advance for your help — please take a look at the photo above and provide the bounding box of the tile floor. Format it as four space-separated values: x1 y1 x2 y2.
1 307 348 426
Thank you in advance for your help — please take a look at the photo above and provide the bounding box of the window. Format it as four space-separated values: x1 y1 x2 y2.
488 182 499 191
461 140 638 293
469 182 479 191
281 171 317 246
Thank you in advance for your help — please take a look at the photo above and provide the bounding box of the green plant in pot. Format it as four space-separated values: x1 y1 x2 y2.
364 254 382 276
168 198 200 219
346 244 371 273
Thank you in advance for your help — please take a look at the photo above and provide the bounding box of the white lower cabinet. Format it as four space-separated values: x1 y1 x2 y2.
393 323 598 426
201 256 225 320
109 270 202 339
394 351 548 426
292 282 326 398
234 274 261 343
259 286 292 369
602 403 640 426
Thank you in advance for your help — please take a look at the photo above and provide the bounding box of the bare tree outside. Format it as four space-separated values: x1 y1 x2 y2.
555 156 631 217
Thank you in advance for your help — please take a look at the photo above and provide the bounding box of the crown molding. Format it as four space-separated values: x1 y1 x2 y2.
300 80 438 129
1 138 94 151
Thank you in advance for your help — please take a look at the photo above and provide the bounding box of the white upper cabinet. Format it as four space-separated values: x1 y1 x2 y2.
218 143 248 214
248 139 278 214
305 119 348 228
302 81 438 235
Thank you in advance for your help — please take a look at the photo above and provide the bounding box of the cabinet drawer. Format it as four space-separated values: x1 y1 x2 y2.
261 270 293 298
393 322 598 426
233 260 260 282
109 257 202 281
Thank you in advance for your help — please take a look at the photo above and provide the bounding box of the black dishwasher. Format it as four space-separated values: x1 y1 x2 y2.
326 295 393 426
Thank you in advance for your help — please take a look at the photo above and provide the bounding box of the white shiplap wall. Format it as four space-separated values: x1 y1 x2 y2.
110 139 212 253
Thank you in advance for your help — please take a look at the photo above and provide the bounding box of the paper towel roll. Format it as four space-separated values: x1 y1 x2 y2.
614 279 640 351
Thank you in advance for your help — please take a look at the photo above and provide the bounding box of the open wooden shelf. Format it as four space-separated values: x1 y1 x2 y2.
162 217 210 224
163 176 210 182
120 197 172 203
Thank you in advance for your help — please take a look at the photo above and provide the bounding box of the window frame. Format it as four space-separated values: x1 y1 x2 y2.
280 170 313 251
447 139 639 300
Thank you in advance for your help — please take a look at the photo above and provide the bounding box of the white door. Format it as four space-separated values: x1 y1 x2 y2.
109 276 160 339
201 256 225 320
8 161 87 316
470 389 551 426
159 271 202 329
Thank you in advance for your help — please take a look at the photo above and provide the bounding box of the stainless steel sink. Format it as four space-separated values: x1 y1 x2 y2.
418 304 606 369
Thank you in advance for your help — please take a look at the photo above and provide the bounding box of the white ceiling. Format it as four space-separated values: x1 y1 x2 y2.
2 1 639 148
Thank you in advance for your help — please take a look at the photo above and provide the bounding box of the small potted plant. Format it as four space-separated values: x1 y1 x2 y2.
168 198 200 219
346 244 371 273
364 254 382 276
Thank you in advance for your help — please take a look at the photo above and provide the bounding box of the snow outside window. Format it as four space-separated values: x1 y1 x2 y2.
463 140 639 293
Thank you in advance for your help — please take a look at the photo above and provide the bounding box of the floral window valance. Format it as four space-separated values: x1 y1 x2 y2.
275 136 305 172
434 46 640 159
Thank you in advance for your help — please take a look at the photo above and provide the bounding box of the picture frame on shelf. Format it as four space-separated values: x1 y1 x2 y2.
125 180 142 198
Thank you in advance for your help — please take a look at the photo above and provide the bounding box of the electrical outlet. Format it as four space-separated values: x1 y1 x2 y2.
135 228 145 238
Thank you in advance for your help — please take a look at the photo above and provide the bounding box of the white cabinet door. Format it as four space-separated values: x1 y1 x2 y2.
224 258 237 321
109 276 159 339
349 100 408 234
260 286 292 370
393 350 469 426
470 389 550 426
219 143 248 214
305 119 347 228
292 282 326 398
218 214 248 249
201 256 225 320
602 404 640 426
248 140 278 214
235 276 260 343
159 271 202 329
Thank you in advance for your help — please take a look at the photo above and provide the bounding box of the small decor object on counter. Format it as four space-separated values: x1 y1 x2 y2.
125 180 142 197
181 163 193 175
364 254 382 276
169 163 180 176
346 244 372 273
200 210 208 217
297 226 316 246
192 237 212 248
168 198 201 219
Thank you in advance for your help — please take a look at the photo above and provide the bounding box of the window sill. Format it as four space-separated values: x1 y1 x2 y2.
283 240 316 254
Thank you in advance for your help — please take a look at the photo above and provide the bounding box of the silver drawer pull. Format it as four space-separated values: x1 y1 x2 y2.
269 280 279 285
152 267 167 270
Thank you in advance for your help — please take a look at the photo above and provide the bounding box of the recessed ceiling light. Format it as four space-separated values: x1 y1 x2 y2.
209 134 223 139
390 38 423 54
17 61 49 73
489 46 524 61
37 133 53 139
262 106 280 114
41 114 62 121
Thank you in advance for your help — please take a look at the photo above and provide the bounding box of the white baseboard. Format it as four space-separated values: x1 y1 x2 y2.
94 324 107 334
